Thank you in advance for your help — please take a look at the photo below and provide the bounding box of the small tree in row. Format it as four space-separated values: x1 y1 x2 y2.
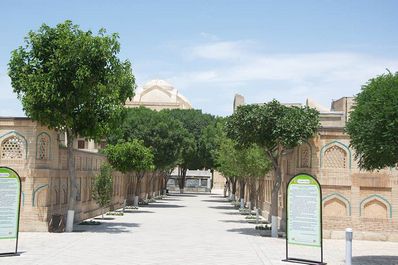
161 109 215 193
104 140 154 206
92 164 113 219
107 107 189 196
226 100 319 237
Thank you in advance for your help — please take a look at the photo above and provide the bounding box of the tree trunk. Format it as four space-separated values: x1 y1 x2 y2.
151 171 157 197
249 178 256 210
239 179 245 200
256 178 264 210
271 166 282 238
231 178 237 201
65 131 77 232
179 167 187 193
134 174 142 206
163 175 169 195
148 171 155 199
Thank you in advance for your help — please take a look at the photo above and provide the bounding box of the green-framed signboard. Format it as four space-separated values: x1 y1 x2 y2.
283 173 325 265
0 167 21 256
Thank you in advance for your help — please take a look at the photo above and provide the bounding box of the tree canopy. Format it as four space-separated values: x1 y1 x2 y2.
104 140 154 174
216 137 246 180
226 100 319 153
198 118 225 170
8 20 135 139
8 20 135 231
346 71 398 170
225 99 319 237
165 109 215 170
107 107 189 171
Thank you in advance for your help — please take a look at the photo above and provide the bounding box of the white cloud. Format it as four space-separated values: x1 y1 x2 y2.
170 40 398 115
186 40 255 60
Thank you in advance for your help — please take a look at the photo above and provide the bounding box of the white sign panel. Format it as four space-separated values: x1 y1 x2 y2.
0 167 21 255
287 174 321 247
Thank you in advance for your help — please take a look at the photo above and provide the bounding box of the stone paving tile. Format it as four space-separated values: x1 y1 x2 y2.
1 190 398 265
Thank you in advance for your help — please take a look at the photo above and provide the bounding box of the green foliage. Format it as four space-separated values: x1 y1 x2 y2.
92 164 113 209
224 99 319 230
225 100 320 152
8 20 135 139
104 140 155 173
165 109 215 169
216 137 245 179
198 117 225 169
216 135 270 180
107 107 188 170
346 71 398 170
240 144 271 178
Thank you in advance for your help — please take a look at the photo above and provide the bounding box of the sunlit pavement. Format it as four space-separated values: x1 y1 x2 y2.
2 190 398 265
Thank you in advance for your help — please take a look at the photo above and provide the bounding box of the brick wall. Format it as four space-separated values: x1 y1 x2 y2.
0 118 163 231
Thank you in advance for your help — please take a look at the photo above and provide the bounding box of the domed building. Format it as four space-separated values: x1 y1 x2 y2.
125 79 192 110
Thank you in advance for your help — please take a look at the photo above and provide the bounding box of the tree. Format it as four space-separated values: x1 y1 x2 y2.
104 140 154 206
107 107 189 195
165 109 215 192
225 100 319 237
240 144 270 210
346 71 398 170
92 164 113 219
216 137 245 201
8 21 135 231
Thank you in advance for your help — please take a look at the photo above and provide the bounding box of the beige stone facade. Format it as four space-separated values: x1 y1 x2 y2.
233 95 398 241
125 79 192 111
0 117 163 231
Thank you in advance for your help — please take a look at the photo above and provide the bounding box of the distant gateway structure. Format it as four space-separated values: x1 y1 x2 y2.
125 79 192 111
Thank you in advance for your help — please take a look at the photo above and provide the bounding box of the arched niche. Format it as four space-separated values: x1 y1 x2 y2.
322 193 351 216
297 141 312 168
36 132 51 160
0 131 28 160
320 141 352 169
360 194 392 219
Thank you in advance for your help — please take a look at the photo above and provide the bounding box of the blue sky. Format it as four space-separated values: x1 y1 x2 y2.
1 0 398 116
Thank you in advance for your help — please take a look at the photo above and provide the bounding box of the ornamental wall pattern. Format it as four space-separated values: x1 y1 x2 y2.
0 118 163 232
232 96 398 241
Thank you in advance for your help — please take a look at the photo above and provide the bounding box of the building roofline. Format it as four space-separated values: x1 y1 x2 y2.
0 116 30 120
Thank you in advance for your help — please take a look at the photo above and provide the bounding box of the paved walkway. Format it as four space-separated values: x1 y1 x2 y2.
2 191 398 265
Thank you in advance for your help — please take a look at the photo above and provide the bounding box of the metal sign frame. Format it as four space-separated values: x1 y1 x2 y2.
282 173 326 265
0 167 22 256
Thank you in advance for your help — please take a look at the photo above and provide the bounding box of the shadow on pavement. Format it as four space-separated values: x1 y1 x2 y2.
221 211 241 216
93 217 115 220
83 222 141 234
219 219 248 224
168 194 197 197
352 256 398 265
209 195 226 199
144 203 186 208
208 205 235 210
226 227 258 236
161 197 181 201
124 210 155 214
201 199 229 203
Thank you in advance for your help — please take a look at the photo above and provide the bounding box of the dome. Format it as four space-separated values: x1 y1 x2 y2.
125 79 192 111
306 98 330 113
142 80 175 92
